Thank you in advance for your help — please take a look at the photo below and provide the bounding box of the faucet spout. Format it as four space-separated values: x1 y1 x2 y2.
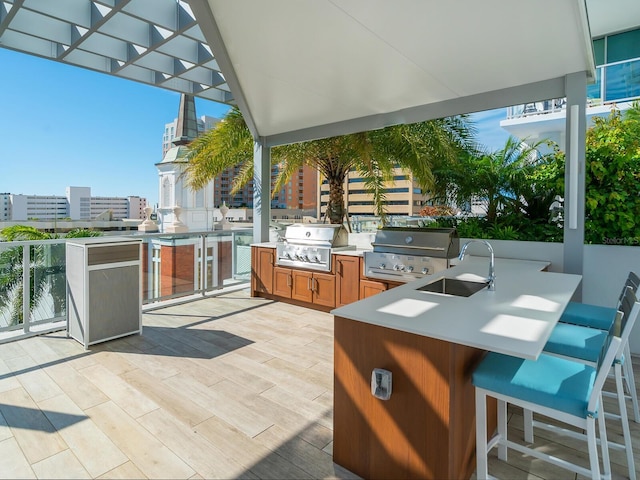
458 240 496 291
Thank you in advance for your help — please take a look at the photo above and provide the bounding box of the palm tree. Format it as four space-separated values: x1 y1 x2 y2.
185 107 476 225
0 226 101 327
438 136 556 222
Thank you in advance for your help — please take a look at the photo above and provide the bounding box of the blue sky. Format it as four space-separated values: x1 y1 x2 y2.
1 48 510 207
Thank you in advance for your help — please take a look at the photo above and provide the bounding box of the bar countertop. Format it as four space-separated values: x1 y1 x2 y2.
332 256 581 360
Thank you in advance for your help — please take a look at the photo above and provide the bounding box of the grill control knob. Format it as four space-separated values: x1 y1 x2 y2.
300 254 308 262
421 267 429 275
314 255 322 263
393 264 404 271
379 263 386 270
406 266 414 273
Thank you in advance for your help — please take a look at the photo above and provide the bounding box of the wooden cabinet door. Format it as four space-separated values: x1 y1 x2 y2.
335 255 361 307
273 267 292 298
359 279 387 299
291 270 313 303
253 247 274 294
385 281 403 290
313 272 336 308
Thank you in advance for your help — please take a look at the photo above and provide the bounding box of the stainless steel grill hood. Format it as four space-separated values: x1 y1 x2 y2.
371 227 459 258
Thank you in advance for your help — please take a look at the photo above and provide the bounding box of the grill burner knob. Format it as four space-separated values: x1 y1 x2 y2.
421 267 429 275
406 266 414 273
300 254 308 261
313 255 321 263
379 263 386 270
393 264 404 271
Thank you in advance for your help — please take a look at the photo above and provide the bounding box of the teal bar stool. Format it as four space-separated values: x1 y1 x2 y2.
561 272 638 330
473 336 621 480
552 271 640 423
527 287 639 480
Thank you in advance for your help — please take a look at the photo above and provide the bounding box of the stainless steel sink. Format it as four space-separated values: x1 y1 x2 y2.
416 277 489 297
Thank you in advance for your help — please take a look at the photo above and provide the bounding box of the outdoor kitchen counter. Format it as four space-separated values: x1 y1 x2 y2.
332 256 581 361
331 256 582 479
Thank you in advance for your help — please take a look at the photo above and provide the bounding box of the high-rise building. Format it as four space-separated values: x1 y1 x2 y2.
500 26 640 149
319 168 429 219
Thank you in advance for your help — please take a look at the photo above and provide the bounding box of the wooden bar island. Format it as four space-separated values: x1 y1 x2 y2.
331 257 581 479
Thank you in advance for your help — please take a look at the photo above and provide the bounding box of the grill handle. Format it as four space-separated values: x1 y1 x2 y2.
372 242 445 251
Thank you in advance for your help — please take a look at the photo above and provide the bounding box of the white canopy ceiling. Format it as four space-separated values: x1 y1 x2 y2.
190 0 596 146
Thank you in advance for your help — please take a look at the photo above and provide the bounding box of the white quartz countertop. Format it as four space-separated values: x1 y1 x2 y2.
332 256 581 360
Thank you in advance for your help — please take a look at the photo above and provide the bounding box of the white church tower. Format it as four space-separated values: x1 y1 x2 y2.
156 94 215 232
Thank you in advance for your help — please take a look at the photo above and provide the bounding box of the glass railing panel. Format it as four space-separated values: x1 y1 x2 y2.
587 66 602 102
505 58 640 119
30 242 66 325
140 234 201 304
604 58 640 102
137 229 252 305
233 230 253 281
0 240 67 334
0 243 24 330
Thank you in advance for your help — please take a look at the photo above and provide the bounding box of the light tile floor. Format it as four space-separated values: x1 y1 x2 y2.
0 289 637 479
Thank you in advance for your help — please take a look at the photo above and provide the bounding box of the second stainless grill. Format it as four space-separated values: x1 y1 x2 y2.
363 227 459 282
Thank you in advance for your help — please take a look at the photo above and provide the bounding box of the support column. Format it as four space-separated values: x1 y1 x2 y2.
253 139 271 243
563 72 587 295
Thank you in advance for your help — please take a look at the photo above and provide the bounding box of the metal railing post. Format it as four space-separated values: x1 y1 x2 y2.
22 245 30 334
200 234 207 295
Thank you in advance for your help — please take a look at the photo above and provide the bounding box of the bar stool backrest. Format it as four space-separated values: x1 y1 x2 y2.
617 286 639 352
617 271 639 307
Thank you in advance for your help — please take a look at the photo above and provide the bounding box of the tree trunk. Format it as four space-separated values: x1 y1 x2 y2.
327 177 346 224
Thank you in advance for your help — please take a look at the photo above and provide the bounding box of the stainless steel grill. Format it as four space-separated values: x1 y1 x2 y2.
276 224 352 272
363 227 459 282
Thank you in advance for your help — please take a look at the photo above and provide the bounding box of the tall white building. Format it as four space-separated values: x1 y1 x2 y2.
11 194 68 221
6 188 147 221
66 186 91 220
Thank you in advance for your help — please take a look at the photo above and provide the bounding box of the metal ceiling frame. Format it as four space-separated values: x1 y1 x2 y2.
0 0 234 103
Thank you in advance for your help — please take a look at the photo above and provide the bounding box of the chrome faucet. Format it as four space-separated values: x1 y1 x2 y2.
458 240 496 291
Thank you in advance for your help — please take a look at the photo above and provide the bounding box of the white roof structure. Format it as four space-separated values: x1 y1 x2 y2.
191 0 597 146
1 0 603 145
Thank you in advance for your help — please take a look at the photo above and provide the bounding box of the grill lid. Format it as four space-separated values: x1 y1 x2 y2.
282 223 349 247
371 227 459 258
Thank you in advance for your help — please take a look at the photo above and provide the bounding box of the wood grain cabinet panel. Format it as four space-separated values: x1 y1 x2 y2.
333 317 492 480
359 279 388 299
273 266 292 298
291 270 314 303
335 255 361 307
313 272 336 308
251 247 274 295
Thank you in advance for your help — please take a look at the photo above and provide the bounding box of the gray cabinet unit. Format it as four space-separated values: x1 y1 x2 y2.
66 237 142 349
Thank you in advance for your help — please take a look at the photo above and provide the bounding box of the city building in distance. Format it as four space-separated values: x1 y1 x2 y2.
2 187 147 221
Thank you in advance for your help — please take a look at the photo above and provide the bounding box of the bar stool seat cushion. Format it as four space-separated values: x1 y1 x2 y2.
473 352 597 418
561 302 618 332
543 323 609 363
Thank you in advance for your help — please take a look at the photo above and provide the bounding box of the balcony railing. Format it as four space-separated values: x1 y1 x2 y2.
0 229 253 342
506 56 640 119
